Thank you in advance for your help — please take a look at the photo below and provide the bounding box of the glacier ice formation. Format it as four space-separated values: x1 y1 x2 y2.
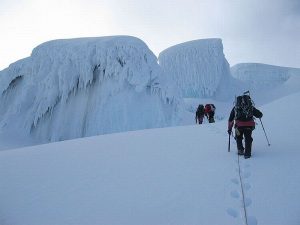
0 36 182 142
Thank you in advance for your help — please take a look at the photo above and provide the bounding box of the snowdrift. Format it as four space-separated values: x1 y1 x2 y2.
0 36 182 142
158 39 240 100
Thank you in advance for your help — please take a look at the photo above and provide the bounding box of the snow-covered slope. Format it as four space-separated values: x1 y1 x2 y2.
0 91 299 225
159 39 241 100
0 36 183 142
231 63 300 105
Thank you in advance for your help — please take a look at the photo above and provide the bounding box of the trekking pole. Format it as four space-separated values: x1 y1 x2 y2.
259 118 271 146
228 133 231 152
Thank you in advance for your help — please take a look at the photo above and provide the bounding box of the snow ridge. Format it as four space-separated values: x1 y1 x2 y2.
231 63 300 90
231 63 300 105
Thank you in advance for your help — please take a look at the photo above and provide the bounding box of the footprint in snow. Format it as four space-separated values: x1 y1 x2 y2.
243 183 251 191
244 197 252 207
248 216 258 225
230 190 240 199
240 197 252 208
244 163 250 168
226 208 239 218
242 171 251 179
231 178 239 185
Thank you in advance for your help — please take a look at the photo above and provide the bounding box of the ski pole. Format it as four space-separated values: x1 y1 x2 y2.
228 133 231 152
259 118 271 146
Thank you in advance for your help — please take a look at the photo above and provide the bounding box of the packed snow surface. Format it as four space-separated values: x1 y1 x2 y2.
0 92 299 225
158 39 238 100
0 36 183 142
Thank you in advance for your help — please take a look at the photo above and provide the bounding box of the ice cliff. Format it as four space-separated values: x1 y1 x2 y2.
158 39 236 100
0 36 182 142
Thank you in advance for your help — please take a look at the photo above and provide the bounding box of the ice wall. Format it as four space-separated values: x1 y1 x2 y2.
0 36 182 142
158 39 234 100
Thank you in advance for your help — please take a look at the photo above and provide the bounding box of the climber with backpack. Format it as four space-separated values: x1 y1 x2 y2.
205 104 216 123
227 93 263 159
195 104 205 124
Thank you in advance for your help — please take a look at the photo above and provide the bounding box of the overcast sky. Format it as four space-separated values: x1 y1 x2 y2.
0 0 299 70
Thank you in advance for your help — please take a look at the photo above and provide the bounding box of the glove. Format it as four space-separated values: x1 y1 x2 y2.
257 112 263 119
227 129 232 135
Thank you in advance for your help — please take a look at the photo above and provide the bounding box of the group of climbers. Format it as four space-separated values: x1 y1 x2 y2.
195 103 216 124
195 92 264 159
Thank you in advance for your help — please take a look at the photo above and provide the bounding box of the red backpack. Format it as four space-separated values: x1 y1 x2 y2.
205 104 215 113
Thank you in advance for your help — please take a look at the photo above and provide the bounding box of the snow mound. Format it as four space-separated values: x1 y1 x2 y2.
0 36 182 142
158 39 236 100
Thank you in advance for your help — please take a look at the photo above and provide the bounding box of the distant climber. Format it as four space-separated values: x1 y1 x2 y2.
205 104 216 123
227 94 263 159
195 104 205 124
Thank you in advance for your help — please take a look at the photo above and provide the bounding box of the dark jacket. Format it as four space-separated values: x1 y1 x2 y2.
196 106 205 118
228 107 263 130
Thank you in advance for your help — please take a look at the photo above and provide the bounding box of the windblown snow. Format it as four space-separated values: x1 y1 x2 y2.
0 36 182 142
158 39 237 100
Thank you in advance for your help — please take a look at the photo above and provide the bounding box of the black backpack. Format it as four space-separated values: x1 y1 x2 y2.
234 95 254 120
196 104 205 116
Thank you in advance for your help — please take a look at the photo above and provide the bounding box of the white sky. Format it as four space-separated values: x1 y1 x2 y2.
0 0 299 70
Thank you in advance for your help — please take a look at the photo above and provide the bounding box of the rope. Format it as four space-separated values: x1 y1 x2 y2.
237 154 249 225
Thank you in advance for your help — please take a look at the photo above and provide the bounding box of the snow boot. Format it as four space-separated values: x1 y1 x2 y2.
237 147 244 155
238 149 244 155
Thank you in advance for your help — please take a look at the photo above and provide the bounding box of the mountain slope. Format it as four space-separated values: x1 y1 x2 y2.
0 92 299 225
